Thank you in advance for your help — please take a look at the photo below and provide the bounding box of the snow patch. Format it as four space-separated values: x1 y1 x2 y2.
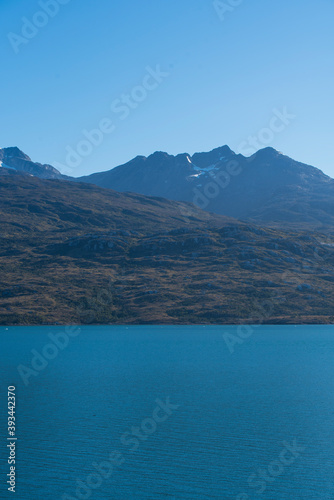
203 164 218 172
0 161 16 170
191 162 220 177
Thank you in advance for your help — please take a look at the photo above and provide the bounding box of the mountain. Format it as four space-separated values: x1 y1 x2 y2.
1 170 334 325
0 147 64 179
78 145 237 202
2 144 334 232
78 146 334 231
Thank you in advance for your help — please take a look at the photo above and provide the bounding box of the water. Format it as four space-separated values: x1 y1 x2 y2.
1 325 334 499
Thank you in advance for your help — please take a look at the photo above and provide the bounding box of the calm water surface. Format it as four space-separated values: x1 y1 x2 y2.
1 325 334 499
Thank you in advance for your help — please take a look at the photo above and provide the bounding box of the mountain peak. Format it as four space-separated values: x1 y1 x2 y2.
0 146 31 161
191 144 235 169
0 147 63 179
148 151 170 160
251 147 281 159
216 144 234 154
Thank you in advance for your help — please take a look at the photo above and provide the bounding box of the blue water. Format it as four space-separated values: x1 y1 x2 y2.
1 325 334 499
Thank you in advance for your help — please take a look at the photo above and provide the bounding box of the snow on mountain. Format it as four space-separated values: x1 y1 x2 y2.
0 147 63 179
0 161 16 170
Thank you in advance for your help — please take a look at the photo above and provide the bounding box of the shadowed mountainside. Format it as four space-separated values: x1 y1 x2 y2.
78 146 334 231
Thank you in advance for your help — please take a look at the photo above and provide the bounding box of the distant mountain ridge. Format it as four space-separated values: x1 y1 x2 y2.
78 145 239 202
77 145 334 230
0 147 63 179
1 144 334 230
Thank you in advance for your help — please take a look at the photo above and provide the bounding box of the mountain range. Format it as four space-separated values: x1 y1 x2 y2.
78 146 334 231
1 168 334 325
1 145 333 231
1 143 334 325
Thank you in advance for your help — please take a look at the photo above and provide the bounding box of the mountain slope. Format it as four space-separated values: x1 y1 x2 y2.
1 171 334 325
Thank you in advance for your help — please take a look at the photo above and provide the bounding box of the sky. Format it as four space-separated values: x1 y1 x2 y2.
0 0 333 178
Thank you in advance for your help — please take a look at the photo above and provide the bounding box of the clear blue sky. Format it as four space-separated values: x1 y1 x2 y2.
0 0 333 178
